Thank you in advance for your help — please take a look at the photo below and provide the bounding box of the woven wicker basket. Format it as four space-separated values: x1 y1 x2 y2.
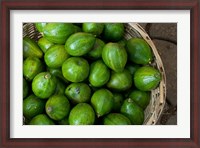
23 23 166 125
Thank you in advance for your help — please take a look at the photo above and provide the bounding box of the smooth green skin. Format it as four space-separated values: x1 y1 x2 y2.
69 103 95 125
65 32 96 56
120 98 144 125
43 23 75 44
126 64 140 76
38 37 54 53
103 113 131 125
23 37 43 59
58 116 69 125
23 57 44 81
103 23 124 42
86 38 105 60
126 38 153 65
89 60 110 87
23 78 29 99
65 83 91 104
107 69 132 92
54 78 66 95
48 67 69 84
112 93 124 112
134 66 161 91
91 89 114 117
44 45 70 68
62 57 89 82
82 23 104 36
102 43 127 72
23 94 46 120
35 23 47 33
128 90 150 110
32 72 57 99
45 95 70 121
29 114 55 125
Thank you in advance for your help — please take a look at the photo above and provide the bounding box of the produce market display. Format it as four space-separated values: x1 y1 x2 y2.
23 23 166 125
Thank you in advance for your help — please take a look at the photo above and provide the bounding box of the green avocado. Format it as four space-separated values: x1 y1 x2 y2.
44 45 70 68
134 66 161 91
65 32 96 56
102 42 127 72
107 69 132 92
65 83 91 104
23 94 46 120
126 38 153 65
89 60 110 87
103 23 124 42
91 89 114 117
32 72 57 99
45 94 71 121
29 114 55 125
82 23 104 36
103 113 131 125
62 57 89 82
23 57 44 81
23 37 43 59
43 23 75 44
120 98 144 125
69 103 95 125
37 37 54 53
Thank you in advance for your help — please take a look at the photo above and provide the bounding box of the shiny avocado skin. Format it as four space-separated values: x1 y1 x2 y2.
43 23 75 44
65 32 96 56
102 42 127 73
23 37 43 59
89 60 110 87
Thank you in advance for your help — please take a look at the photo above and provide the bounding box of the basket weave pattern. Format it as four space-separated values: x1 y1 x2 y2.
23 23 166 125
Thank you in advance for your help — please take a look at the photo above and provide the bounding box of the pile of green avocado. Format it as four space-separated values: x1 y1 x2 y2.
23 23 161 125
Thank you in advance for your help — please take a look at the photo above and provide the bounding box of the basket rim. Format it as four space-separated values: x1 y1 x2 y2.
127 23 167 124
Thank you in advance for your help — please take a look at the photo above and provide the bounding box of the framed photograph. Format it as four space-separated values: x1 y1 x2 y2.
1 0 199 147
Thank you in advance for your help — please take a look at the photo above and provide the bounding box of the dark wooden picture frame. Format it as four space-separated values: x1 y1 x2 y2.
1 0 199 147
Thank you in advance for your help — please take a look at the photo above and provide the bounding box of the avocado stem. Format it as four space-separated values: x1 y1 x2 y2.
47 106 52 113
127 98 133 103
44 73 51 79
